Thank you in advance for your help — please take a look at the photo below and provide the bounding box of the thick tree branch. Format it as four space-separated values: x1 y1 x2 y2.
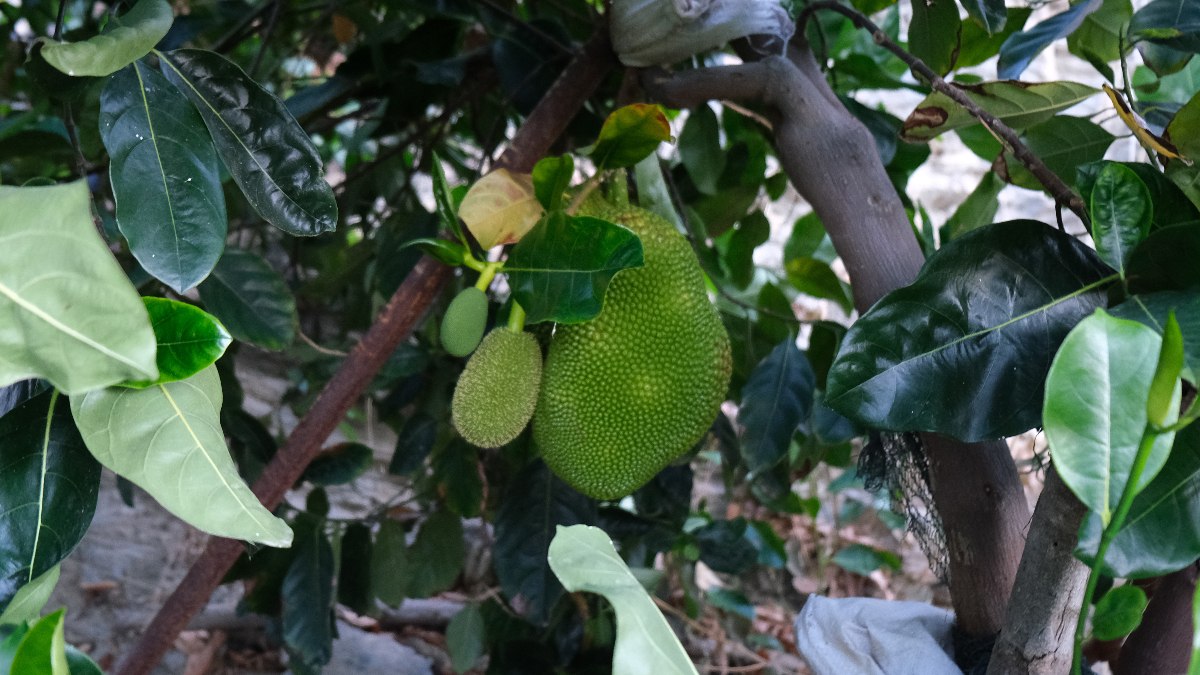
644 44 1029 636
796 1 1088 224
114 27 616 675
986 467 1089 674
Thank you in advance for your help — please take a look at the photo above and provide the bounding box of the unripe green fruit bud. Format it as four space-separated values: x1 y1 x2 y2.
440 287 488 357
452 328 543 448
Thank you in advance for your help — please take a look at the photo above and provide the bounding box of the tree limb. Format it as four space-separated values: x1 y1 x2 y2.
796 1 1089 224
113 26 616 675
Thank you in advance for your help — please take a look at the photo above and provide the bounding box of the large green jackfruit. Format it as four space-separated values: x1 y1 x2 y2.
533 200 731 499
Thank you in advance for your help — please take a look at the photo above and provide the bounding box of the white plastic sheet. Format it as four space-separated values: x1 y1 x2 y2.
794 595 962 675
609 0 793 67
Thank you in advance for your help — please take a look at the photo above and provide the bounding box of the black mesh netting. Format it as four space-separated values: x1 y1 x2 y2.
858 431 950 583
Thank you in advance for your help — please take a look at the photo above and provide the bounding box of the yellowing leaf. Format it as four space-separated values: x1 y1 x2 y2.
1105 84 1193 165
458 169 543 249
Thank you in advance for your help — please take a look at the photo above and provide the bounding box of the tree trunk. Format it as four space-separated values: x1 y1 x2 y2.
643 43 1030 637
1114 562 1198 675
987 467 1089 674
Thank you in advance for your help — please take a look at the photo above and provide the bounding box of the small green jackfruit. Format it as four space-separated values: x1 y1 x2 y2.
441 287 488 357
533 200 732 500
452 327 543 448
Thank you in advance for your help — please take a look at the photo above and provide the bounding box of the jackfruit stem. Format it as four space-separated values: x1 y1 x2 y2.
605 172 629 206
475 261 502 292
566 174 603 214
507 302 527 332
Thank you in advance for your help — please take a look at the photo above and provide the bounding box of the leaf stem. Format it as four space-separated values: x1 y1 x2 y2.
507 301 526 332
1072 428 1160 674
474 261 503 292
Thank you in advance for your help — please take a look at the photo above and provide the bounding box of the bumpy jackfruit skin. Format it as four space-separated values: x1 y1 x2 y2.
452 328 543 448
534 200 732 500
441 287 488 357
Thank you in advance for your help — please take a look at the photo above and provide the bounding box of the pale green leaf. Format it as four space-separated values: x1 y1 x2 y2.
40 0 173 77
0 566 59 626
901 81 1098 142
69 366 292 547
548 525 697 675
10 608 68 675
0 182 158 394
1046 310 1180 524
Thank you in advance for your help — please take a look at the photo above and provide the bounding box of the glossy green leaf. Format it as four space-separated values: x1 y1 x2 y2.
65 647 102 675
590 104 671 171
738 340 815 473
826 220 1116 441
124 297 230 388
1191 581 1200 675
10 608 67 675
0 381 49 419
1126 223 1200 293
909 0 962 76
901 81 1098 142
336 523 372 615
505 213 644 324
942 172 1004 241
1092 585 1148 640
531 154 573 212
70 365 293 547
1069 0 1134 64
40 0 172 77
1130 0 1200 51
1168 90 1200 162
998 0 1103 79
159 49 337 236
1113 291 1200 380
493 460 595 626
999 116 1115 192
99 61 225 293
432 439 483 518
1079 161 1200 231
0 566 59 626
0 182 158 394
301 442 373 486
388 413 437 475
446 603 486 674
1046 310 1179 524
406 509 464 598
679 103 724 196
0 391 99 614
958 0 1007 34
549 525 697 675
282 513 334 670
1090 162 1153 272
197 248 297 350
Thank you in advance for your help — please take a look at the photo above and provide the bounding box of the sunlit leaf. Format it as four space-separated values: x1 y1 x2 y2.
457 169 542 249
40 0 172 77
70 365 293 547
590 104 671 170
1046 310 1179 524
124 297 231 388
1090 162 1153 272
548 525 698 675
0 182 157 394
1092 585 1148 640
